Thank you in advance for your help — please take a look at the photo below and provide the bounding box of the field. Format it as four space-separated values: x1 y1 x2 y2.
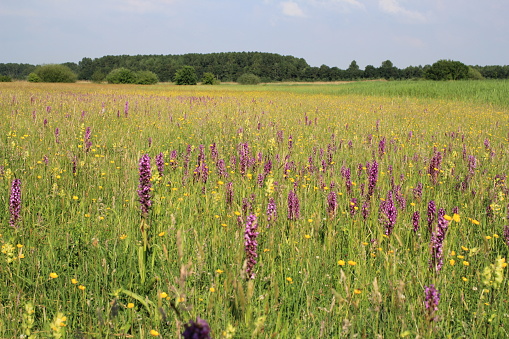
1 80 509 338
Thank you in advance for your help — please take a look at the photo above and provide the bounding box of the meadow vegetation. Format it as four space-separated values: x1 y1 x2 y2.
1 81 509 338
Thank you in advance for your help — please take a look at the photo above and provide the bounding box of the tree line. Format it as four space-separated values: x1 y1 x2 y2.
1 52 509 83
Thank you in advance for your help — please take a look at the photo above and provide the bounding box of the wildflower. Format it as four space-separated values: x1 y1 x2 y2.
156 152 164 176
348 260 357 266
287 189 300 220
367 160 379 198
286 277 293 283
160 292 168 299
327 191 338 217
354 289 362 294
127 303 135 309
412 211 421 232
266 197 277 226
225 182 234 207
337 260 346 266
429 210 449 272
379 190 397 236
78 285 86 291
427 200 436 233
215 269 224 274
149 329 160 336
244 214 259 279
49 272 58 279
463 261 470 266
209 287 216 293
182 317 211 339
137 154 152 217
71 278 78 284
424 284 440 321
9 179 21 228
84 127 92 152
452 213 460 222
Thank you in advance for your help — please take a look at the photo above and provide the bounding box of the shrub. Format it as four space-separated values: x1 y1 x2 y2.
27 73 42 82
174 66 198 85
0 75 12 82
32 64 77 83
467 67 484 80
237 73 261 85
201 72 219 85
135 71 159 85
91 70 106 83
424 60 469 81
106 68 136 84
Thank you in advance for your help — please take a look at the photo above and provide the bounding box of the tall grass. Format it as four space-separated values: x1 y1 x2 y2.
1 82 509 338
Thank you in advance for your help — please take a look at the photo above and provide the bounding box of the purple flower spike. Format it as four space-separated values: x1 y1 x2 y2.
156 152 164 176
424 284 440 321
327 191 338 218
137 154 152 217
267 197 277 226
429 213 449 272
182 317 211 339
287 189 300 220
244 214 259 280
9 179 22 228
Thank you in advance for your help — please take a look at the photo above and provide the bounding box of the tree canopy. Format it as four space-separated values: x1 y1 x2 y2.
2 52 509 83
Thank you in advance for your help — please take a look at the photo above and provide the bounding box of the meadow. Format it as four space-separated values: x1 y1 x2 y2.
1 80 509 338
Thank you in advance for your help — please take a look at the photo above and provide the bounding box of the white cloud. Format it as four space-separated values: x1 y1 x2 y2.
280 1 306 17
378 0 427 22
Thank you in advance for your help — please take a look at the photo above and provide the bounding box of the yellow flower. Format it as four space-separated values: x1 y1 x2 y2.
209 287 216 292
158 232 166 237
337 260 346 266
286 277 293 283
450 259 456 266
462 277 468 282
149 329 160 336
160 292 168 299
304 234 311 239
444 214 453 221
353 289 362 294
72 196 79 200
78 285 86 291
348 260 357 266
461 246 469 251
71 278 78 284
485 236 492 240
49 272 58 279
471 219 480 225
216 269 224 274
463 261 470 266
119 234 127 240
452 213 460 222
450 251 456 256
127 303 135 309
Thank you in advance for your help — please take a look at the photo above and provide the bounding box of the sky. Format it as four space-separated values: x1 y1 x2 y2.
1 0 508 69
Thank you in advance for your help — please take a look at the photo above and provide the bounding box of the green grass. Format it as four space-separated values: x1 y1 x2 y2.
1 81 509 338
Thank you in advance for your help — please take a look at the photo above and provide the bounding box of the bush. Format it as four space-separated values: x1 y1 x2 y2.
237 73 261 85
32 64 77 83
106 68 136 84
174 66 197 85
27 73 42 82
201 72 219 85
91 70 106 83
0 75 12 82
424 60 469 81
467 67 484 80
135 71 159 85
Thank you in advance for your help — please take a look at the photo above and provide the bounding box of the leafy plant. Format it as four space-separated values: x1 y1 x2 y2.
174 66 198 85
237 73 261 85
31 64 77 83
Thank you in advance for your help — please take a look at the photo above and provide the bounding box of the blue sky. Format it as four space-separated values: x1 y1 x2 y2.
1 0 507 69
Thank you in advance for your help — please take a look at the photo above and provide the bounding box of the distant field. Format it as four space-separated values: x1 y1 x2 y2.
1 81 509 337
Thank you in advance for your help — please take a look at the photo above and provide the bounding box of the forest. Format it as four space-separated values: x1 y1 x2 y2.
1 51 509 82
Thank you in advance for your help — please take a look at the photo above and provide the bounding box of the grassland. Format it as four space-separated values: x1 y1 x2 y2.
1 81 509 338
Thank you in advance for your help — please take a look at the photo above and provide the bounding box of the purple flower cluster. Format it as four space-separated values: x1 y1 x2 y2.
412 211 421 232
367 160 379 199
327 191 337 218
287 189 300 220
429 213 449 272
380 191 397 236
137 154 152 217
349 198 358 216
424 284 440 321
156 152 164 177
428 152 443 184
267 197 277 226
427 200 436 234
182 317 211 339
225 182 234 207
244 214 259 280
216 159 228 178
413 182 423 200
9 179 21 228
84 127 92 152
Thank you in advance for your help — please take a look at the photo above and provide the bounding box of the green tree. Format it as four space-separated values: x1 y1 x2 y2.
345 60 363 80
27 73 42 82
0 75 12 82
424 60 469 80
237 73 261 85
105 68 136 84
174 66 197 85
201 72 219 85
32 64 77 83
135 71 159 85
